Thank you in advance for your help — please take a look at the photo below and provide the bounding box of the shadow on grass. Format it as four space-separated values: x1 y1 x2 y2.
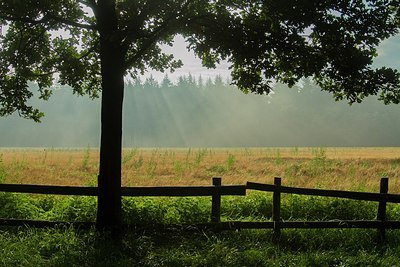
2 225 400 267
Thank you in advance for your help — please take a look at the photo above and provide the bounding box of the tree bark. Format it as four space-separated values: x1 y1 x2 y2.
95 0 124 233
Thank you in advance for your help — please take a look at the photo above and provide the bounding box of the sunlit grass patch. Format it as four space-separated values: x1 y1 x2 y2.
2 147 400 193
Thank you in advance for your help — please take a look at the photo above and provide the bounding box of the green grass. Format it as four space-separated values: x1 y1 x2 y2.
1 192 400 266
1 192 391 223
1 225 400 266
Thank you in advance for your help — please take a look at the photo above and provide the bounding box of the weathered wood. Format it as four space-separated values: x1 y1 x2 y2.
183 221 275 231
193 220 400 230
377 177 389 241
0 184 246 197
246 182 400 203
4 181 399 202
280 220 400 229
246 182 275 192
211 177 222 222
272 177 281 241
122 185 246 197
0 184 98 196
3 178 400 237
185 220 400 230
385 194 400 203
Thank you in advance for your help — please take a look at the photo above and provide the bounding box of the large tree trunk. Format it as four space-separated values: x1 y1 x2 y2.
95 0 124 233
96 50 124 232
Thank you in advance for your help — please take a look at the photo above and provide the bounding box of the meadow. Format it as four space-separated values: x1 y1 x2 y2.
1 147 400 266
2 147 400 190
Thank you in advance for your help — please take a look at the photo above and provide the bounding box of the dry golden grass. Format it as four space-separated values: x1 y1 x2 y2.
1 147 400 193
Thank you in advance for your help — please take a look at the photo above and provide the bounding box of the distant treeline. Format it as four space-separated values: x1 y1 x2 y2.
1 75 400 147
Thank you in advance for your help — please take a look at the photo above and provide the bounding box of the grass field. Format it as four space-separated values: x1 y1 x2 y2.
1 147 400 266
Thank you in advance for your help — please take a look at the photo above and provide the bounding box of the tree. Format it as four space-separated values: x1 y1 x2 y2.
1 0 399 232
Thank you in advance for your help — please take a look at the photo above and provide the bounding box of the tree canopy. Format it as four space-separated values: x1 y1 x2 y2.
1 0 399 122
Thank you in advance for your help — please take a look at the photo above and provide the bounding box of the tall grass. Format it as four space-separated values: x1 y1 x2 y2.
81 145 91 171
0 190 396 226
2 147 400 191
0 153 6 183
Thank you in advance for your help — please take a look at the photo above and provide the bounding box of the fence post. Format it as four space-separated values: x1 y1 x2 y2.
273 177 282 241
377 177 389 241
211 177 222 223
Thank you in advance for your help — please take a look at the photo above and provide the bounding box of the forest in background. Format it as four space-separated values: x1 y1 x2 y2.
1 75 400 147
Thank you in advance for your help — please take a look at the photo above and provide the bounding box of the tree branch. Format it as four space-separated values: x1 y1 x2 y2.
0 13 97 30
123 19 175 69
79 42 99 60
0 14 48 25
123 0 192 69
123 36 158 69
46 13 97 30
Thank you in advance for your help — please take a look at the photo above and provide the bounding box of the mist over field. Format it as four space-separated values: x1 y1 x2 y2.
1 76 400 148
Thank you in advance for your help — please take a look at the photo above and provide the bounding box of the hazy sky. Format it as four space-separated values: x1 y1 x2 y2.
143 35 231 82
374 34 400 69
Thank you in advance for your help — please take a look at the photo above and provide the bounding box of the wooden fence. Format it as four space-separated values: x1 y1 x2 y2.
247 177 400 241
1 177 400 241
0 177 244 227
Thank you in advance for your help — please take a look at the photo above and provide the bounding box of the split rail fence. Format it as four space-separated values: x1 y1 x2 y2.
1 177 400 240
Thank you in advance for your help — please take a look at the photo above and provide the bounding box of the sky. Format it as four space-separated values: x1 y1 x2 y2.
374 34 400 69
142 35 232 83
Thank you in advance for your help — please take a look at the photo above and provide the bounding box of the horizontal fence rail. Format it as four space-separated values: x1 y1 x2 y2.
0 184 98 196
246 181 400 203
0 184 246 197
121 185 246 197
